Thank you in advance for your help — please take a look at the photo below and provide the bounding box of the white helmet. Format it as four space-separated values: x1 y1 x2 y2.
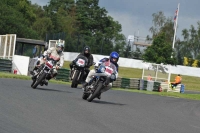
56 42 64 53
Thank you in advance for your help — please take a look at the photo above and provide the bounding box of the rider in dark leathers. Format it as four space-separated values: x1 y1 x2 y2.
70 46 94 81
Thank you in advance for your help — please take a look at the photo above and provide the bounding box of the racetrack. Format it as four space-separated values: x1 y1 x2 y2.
0 78 200 133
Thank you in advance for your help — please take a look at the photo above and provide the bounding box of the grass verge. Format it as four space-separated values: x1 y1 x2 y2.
113 88 200 101
0 72 199 101
0 72 70 85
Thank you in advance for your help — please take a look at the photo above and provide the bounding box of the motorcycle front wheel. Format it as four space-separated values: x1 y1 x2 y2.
82 93 89 100
87 82 103 102
32 72 46 89
71 70 80 88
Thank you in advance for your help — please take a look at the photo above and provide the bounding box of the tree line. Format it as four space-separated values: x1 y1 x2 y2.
1 0 200 67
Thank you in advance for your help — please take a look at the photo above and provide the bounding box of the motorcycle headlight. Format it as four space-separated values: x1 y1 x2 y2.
100 66 105 73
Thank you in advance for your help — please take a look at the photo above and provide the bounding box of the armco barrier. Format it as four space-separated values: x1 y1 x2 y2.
121 78 130 88
147 81 154 91
56 68 70 82
0 59 12 73
112 77 140 89
130 78 140 89
112 77 122 88
143 80 148 90
139 79 161 92
139 79 144 90
153 82 161 91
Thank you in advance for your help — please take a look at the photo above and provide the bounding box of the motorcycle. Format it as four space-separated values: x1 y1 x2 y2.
70 56 88 88
31 57 58 89
82 61 117 102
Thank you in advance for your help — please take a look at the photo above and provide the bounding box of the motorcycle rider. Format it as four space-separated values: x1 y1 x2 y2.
31 42 65 85
69 46 94 81
82 51 119 99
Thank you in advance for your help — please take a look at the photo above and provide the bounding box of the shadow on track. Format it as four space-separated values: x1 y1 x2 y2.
92 100 126 106
35 87 72 93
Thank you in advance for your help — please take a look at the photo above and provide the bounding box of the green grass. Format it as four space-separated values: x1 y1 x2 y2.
0 72 31 80
113 88 200 101
0 72 69 85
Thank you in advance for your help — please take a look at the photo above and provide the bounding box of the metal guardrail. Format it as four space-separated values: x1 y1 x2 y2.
0 59 12 72
56 68 70 82
113 77 140 89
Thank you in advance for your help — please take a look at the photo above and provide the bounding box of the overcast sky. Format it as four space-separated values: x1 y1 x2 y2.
31 0 200 40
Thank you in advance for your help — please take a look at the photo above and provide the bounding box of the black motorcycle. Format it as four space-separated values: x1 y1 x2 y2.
82 62 116 102
70 56 88 88
31 57 58 89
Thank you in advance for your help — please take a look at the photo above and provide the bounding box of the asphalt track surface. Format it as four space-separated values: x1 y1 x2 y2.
0 78 200 133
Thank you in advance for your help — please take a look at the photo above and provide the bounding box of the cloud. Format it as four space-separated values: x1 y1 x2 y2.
99 0 200 40
108 11 151 39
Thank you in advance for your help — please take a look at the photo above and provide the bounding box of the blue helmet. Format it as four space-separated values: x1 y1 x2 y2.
110 51 119 63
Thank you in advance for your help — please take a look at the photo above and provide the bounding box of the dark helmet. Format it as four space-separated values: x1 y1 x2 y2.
83 46 90 55
110 51 119 63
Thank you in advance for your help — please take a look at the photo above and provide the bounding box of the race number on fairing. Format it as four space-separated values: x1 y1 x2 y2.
77 59 85 65
105 66 113 75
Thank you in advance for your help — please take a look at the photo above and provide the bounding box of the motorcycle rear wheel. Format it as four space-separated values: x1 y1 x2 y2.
31 78 36 87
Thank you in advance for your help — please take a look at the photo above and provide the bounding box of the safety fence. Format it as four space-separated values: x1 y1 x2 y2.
56 68 71 82
112 78 140 89
113 78 185 93
112 78 161 91
54 70 185 93
0 58 12 73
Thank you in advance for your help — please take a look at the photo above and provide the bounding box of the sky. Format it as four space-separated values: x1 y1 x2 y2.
30 0 200 41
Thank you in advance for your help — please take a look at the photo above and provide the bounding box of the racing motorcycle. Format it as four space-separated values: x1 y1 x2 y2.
70 56 88 88
31 57 58 89
82 61 116 102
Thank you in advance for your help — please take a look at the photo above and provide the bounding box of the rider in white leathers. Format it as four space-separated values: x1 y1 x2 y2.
31 42 64 85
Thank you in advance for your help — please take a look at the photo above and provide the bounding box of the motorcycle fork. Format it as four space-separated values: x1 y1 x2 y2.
90 80 99 92
38 67 50 79
71 70 76 79
77 71 82 81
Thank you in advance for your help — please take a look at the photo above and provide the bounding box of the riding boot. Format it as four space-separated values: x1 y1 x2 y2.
82 82 88 91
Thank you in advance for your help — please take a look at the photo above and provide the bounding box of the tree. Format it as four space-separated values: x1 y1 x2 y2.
132 47 142 59
143 32 177 65
149 11 174 42
175 39 183 65
113 34 126 55
75 0 125 55
32 17 54 40
149 11 166 37
0 0 38 38
175 22 200 66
